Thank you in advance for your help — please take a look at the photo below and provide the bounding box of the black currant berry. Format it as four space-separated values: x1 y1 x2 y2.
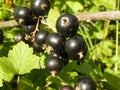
45 33 66 52
14 33 26 43
30 41 42 52
35 30 49 45
45 56 62 76
50 51 69 66
0 29 4 44
65 35 87 60
59 51 69 66
22 19 37 34
60 85 73 90
75 77 96 90
22 24 36 34
14 6 33 23
31 0 50 16
56 14 79 37
49 52 58 57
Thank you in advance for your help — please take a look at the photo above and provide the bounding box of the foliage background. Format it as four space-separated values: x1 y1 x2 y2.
0 0 120 90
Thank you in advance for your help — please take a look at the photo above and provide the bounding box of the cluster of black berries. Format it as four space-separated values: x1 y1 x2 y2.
45 13 87 76
13 0 96 89
13 0 87 74
13 0 50 51
43 12 96 89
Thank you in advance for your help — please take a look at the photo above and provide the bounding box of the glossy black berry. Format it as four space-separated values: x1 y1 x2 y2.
45 56 62 76
30 41 42 52
0 29 4 44
49 52 58 57
65 35 87 60
50 51 69 66
45 33 66 52
31 0 50 16
14 33 26 43
60 85 73 90
59 51 69 66
14 6 33 23
35 30 49 45
75 77 96 90
22 19 37 34
56 14 79 37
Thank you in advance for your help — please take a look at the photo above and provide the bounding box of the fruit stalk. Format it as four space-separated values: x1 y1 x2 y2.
1 11 120 28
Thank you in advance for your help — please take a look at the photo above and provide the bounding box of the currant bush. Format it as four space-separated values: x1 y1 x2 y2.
1 0 114 90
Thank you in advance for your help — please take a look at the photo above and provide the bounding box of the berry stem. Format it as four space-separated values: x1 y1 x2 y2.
45 81 52 87
35 17 40 31
17 74 20 90
31 17 40 41
17 74 20 84
56 75 66 85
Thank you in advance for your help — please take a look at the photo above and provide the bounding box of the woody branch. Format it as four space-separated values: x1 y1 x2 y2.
0 11 120 28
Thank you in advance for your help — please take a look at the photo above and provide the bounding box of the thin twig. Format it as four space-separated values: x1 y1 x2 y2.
1 11 120 28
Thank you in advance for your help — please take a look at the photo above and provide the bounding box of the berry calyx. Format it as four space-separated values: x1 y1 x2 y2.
56 14 79 37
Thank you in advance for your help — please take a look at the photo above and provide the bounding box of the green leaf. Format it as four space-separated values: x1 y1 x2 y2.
102 40 113 56
0 58 14 87
104 72 120 90
18 79 35 90
93 31 104 39
75 62 93 75
39 54 47 69
21 69 49 88
65 1 83 13
68 71 78 79
0 41 40 75
47 8 60 32
0 42 14 57
62 61 77 72
46 75 62 90
93 0 115 9
57 61 78 84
